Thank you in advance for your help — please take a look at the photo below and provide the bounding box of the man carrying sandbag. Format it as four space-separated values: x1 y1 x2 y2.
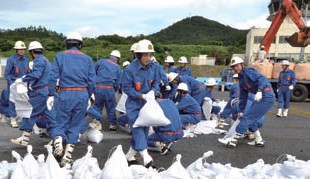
4 41 29 128
276 60 296 117
11 41 51 147
226 56 275 147
122 39 160 168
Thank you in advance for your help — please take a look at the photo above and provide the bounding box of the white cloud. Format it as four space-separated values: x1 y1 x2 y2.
234 13 271 29
0 0 273 37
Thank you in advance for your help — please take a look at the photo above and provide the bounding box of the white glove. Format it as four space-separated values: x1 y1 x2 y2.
15 78 23 84
46 96 54 111
254 91 262 102
29 61 34 70
276 89 279 93
165 85 171 91
289 85 294 90
238 113 243 119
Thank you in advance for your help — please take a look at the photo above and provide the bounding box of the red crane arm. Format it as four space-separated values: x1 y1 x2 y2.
260 0 305 53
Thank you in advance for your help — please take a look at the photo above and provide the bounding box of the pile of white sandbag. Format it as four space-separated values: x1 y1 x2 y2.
1 145 309 179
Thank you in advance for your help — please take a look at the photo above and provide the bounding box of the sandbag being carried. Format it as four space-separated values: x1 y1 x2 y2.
9 83 32 118
133 97 170 128
116 93 127 113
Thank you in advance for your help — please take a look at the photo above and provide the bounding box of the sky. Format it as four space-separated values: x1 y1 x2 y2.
0 0 272 38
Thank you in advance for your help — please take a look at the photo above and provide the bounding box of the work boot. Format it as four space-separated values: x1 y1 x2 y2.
247 130 265 147
11 131 30 147
283 109 289 117
10 117 19 128
53 136 64 158
276 108 283 117
60 144 75 167
139 149 155 168
218 137 237 147
119 123 132 134
126 147 139 165
89 119 102 131
109 124 117 131
147 141 163 152
161 142 173 155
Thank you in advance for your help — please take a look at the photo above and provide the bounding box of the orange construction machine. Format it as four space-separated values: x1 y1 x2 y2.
261 0 310 53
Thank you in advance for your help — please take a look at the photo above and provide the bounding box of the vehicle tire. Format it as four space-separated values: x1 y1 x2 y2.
290 84 308 102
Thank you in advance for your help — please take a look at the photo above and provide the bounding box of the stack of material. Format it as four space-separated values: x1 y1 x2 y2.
294 62 310 80
272 62 296 79
249 60 273 79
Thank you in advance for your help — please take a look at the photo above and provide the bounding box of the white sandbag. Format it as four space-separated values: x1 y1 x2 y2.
45 145 68 179
101 145 134 179
73 145 101 179
141 168 161 179
182 128 196 138
16 82 28 94
10 151 26 179
202 97 212 120
133 98 170 128
0 161 16 179
160 154 191 179
22 145 40 179
280 155 310 178
187 151 216 179
130 165 148 179
86 128 103 143
37 154 50 179
9 83 32 118
116 93 127 113
242 159 270 178
223 119 240 139
0 168 9 179
216 100 227 113
193 120 226 135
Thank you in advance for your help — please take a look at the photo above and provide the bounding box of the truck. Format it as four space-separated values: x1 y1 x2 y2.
259 0 310 102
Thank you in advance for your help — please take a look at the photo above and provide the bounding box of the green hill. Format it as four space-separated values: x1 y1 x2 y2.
0 16 247 64
148 16 248 46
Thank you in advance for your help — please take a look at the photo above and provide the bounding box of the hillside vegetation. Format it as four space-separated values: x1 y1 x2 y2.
0 16 247 66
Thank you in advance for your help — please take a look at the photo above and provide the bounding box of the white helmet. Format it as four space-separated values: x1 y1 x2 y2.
28 41 43 51
66 32 83 43
134 39 155 53
177 83 189 92
168 72 178 82
281 60 290 66
13 41 27 49
122 61 130 67
205 78 217 86
233 74 238 78
110 50 121 58
178 56 188 64
260 45 265 50
165 56 174 63
130 43 138 52
229 56 244 67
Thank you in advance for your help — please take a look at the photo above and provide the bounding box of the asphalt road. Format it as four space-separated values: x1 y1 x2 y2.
0 79 309 170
